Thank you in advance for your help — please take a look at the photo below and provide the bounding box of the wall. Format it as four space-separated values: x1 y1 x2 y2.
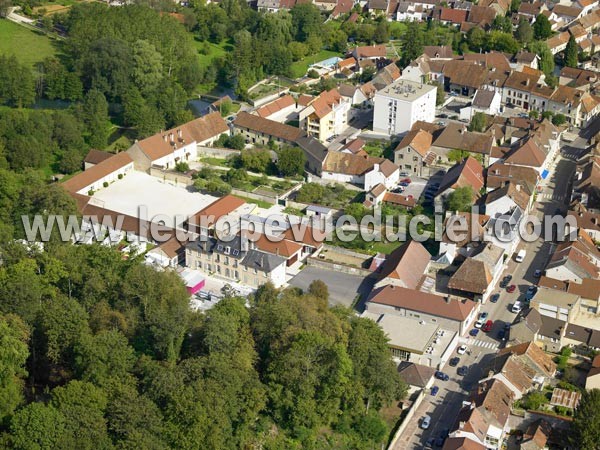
306 256 373 277
366 302 465 334
387 390 426 450
196 146 241 159
81 162 135 194
149 167 194 187
231 188 278 205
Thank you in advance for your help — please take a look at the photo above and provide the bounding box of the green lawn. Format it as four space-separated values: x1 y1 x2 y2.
289 50 341 79
0 19 60 69
194 39 233 68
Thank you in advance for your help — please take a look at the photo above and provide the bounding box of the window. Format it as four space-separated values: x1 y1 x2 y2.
225 256 229 265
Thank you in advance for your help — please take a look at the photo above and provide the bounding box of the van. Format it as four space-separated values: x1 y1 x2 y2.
511 301 522 314
515 249 526 263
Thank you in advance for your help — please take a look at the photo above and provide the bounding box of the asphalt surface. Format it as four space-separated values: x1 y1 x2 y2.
398 138 579 449
288 266 375 307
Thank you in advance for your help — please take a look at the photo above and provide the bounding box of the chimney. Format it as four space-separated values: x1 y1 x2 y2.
525 79 530 87
163 134 168 143
169 133 174 143
515 184 521 191
178 129 183 139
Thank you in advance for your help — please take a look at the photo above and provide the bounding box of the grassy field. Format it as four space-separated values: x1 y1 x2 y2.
194 39 233 68
289 50 341 79
0 19 59 69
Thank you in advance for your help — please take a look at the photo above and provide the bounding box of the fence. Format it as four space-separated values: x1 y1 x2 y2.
387 390 426 450
306 256 373 277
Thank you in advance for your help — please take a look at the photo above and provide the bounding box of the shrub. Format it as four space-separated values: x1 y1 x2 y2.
88 189 95 196
118 173 123 180
307 69 319 79
103 181 109 188
175 162 190 173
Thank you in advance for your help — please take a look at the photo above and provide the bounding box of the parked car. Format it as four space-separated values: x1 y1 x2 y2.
475 319 484 328
506 284 516 293
399 171 410 177
511 301 523 314
399 182 410 187
490 293 500 303
482 320 493 332
430 385 439 396
515 249 526 263
500 275 512 288
470 328 480 337
438 113 448 118
526 286 538 301
457 366 468 376
401 178 412 184
534 269 542 278
498 329 506 339
449 357 460 366
437 121 446 126
435 436 446 447
480 312 489 320
435 371 449 381
457 345 467 355
421 415 432 429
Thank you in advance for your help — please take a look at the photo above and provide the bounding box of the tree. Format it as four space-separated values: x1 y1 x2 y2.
521 390 548 410
81 89 109 148
308 280 328 301
9 402 68 449
510 0 521 12
296 183 325 203
290 3 322 42
225 168 249 188
447 186 474 212
276 146 306 177
400 22 423 66
373 20 389 44
432 82 445 106
468 112 487 132
564 35 578 68
533 14 552 40
131 39 163 95
345 203 368 221
515 18 533 44
492 16 513 33
571 389 600 448
240 149 271 173
467 27 486 51
552 113 567 126
0 314 29 423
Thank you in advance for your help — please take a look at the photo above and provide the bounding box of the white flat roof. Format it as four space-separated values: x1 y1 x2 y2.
377 78 437 102
362 311 439 353
91 171 217 228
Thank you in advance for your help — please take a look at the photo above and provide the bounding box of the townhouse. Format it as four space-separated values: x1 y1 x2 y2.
434 157 485 212
321 151 399 191
298 88 351 142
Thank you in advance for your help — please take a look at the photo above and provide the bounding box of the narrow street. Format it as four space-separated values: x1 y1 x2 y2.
398 148 577 449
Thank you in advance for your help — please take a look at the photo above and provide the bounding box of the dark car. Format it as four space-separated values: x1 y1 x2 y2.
435 436 446 447
500 275 512 288
498 329 506 339
469 328 480 337
457 366 468 376
435 371 449 381
506 284 516 293
449 357 460 367
430 385 439 396
504 322 511 330
490 293 500 303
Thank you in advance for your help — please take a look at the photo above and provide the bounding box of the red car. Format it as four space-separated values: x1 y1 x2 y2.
482 320 493 332
506 284 516 293
401 178 412 184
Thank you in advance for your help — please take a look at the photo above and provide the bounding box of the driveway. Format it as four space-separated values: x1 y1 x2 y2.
288 267 375 308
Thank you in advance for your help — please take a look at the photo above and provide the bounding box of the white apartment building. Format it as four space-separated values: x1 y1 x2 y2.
373 79 437 136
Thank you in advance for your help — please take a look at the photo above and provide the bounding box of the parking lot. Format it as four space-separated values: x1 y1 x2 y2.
288 267 375 307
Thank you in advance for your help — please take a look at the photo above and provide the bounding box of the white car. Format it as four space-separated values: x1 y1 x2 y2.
421 415 432 429
457 345 467 355
475 319 484 328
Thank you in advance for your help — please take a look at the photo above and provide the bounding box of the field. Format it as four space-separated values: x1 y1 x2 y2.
289 49 341 79
0 19 59 68
194 39 233 68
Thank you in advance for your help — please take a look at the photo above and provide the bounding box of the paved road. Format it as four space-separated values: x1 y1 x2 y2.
399 148 577 449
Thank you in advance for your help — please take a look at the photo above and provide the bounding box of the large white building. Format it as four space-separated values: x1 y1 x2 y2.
373 78 437 136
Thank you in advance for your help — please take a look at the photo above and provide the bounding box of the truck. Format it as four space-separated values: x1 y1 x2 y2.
515 249 526 263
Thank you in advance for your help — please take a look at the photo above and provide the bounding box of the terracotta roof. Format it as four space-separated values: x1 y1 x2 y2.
251 232 303 258
337 58 357 71
188 195 246 230
322 152 398 177
297 94 314 107
368 285 477 321
305 89 344 119
592 354 600 368
488 352 537 393
433 123 493 154
369 183 387 198
155 236 185 258
552 4 582 18
397 361 436 387
377 240 431 287
382 192 417 208
484 181 531 211
255 94 295 118
443 60 488 89
551 388 581 409
504 138 546 168
486 162 539 192
522 419 552 449
440 7 469 24
135 112 228 161
331 0 353 16
498 342 556 377
62 152 133 194
449 258 491 294
442 437 486 450
546 31 571 50
472 89 497 108
515 51 537 64
470 378 514 428
84 149 113 165
353 44 387 58
233 111 304 142
441 212 489 247
437 157 485 195
342 138 366 154
467 5 497 26
281 225 327 249
423 45 454 59
396 129 433 157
